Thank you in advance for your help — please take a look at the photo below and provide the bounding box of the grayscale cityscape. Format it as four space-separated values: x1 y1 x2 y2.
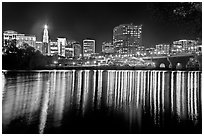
2 2 202 134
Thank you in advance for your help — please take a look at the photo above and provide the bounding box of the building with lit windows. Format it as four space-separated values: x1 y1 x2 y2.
172 40 197 54
57 38 66 57
3 30 23 43
145 48 156 56
73 42 82 58
50 41 58 55
155 44 170 55
102 42 114 54
3 30 24 53
35 41 43 52
16 35 36 49
65 40 75 58
3 30 37 53
42 25 50 55
113 24 142 56
83 39 95 57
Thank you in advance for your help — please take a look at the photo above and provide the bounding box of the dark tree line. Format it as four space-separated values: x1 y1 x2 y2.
2 41 50 70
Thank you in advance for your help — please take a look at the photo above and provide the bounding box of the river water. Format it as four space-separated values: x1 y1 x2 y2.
2 70 202 134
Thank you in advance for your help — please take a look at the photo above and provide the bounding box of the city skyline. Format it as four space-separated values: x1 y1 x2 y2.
3 2 201 53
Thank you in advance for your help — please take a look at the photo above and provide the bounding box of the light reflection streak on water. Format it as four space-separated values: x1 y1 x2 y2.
114 71 118 109
76 71 82 109
171 71 174 114
39 76 50 134
92 70 96 107
149 71 153 116
176 72 181 120
136 72 140 108
97 70 103 109
157 72 161 123
107 71 110 106
153 71 157 125
117 71 120 109
72 70 75 106
190 72 194 119
181 72 186 120
82 70 89 115
161 72 165 114
143 71 146 109
55 72 66 127
187 72 191 118
194 72 198 120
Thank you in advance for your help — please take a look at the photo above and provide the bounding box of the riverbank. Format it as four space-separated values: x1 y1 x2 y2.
2 65 201 72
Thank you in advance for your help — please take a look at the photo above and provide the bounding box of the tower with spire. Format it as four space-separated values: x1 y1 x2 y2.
43 25 49 43
42 24 50 55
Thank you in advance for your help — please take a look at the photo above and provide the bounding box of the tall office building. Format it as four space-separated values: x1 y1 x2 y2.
102 42 114 54
83 39 95 57
65 40 75 57
57 38 66 57
42 25 50 55
73 42 82 58
113 24 142 56
50 41 58 55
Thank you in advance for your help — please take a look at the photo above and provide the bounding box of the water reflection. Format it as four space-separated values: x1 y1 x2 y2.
2 70 202 134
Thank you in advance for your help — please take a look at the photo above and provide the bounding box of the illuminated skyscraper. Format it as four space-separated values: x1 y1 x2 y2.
83 39 95 57
43 25 49 43
73 42 81 58
113 24 142 56
102 42 114 54
57 38 66 57
42 25 50 55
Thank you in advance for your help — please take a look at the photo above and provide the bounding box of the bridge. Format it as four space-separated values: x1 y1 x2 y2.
142 54 202 70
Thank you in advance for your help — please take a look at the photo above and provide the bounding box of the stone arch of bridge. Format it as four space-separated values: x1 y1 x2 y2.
154 59 170 69
169 56 193 69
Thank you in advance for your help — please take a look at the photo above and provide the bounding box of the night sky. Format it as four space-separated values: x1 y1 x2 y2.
3 2 202 52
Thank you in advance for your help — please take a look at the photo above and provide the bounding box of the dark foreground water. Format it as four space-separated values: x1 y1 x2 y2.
2 70 202 134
